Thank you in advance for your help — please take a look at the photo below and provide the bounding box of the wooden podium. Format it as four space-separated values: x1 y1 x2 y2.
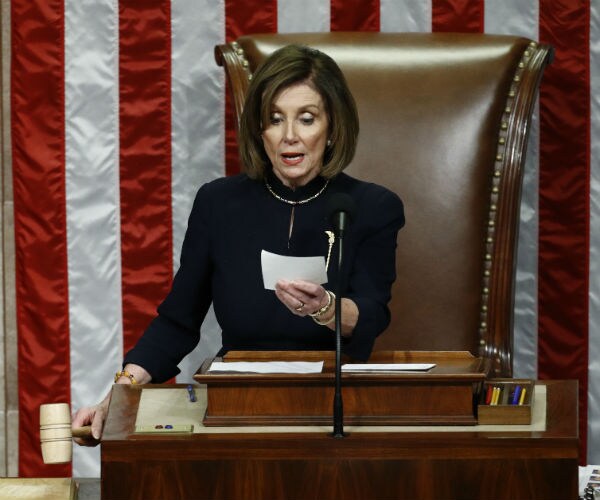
100 352 579 500
194 350 486 426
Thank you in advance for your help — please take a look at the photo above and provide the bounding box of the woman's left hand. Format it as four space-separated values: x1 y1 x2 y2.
275 279 328 317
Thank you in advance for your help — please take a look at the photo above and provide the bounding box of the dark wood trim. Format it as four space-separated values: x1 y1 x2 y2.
101 380 578 500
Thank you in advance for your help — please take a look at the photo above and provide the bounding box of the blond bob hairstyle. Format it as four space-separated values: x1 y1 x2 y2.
238 44 359 180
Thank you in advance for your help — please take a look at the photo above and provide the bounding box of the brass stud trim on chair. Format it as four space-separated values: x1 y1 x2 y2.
231 41 253 82
479 41 536 368
479 41 533 361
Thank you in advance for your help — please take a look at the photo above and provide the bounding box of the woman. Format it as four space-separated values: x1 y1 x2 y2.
73 44 404 441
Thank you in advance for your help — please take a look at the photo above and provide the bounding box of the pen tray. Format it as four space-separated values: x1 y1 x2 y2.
477 378 533 425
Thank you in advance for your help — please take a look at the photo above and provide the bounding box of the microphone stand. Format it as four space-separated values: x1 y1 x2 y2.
327 193 355 439
332 227 346 438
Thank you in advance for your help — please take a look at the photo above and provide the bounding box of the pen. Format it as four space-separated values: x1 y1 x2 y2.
511 385 522 405
187 384 196 402
518 387 527 405
494 386 503 405
485 385 493 405
491 386 499 405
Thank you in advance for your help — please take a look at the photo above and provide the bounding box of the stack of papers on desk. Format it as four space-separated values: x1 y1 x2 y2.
341 363 436 372
207 362 435 374
208 361 324 374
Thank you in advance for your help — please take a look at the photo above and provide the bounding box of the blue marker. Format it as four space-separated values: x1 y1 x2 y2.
511 385 522 405
187 384 197 402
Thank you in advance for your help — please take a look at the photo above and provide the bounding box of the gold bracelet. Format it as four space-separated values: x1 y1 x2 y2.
309 291 335 318
312 311 336 326
114 370 138 385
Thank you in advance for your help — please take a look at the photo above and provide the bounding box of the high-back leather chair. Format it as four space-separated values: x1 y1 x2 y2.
215 33 552 376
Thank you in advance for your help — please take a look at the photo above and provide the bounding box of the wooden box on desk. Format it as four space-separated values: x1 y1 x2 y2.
477 378 533 425
194 350 488 427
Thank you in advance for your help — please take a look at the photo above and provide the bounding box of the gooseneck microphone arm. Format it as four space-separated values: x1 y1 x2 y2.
327 193 356 439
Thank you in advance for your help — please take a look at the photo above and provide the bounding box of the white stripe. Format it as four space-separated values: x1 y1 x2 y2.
484 0 539 38
485 0 540 380
64 0 121 477
380 0 431 32
511 107 540 381
278 0 329 33
589 0 600 465
172 0 226 382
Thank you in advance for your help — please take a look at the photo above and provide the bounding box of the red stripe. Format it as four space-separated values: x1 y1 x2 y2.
331 0 380 32
119 2 173 354
11 0 71 477
538 0 590 463
432 0 484 33
224 0 277 176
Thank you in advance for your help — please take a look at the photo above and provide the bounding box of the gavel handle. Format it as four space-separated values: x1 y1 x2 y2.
72 425 93 438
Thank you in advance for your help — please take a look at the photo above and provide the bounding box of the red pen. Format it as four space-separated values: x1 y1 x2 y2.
485 384 493 405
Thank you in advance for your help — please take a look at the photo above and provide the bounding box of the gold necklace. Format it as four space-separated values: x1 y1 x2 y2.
265 179 330 206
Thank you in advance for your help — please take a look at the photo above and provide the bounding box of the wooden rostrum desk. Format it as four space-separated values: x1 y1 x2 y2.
101 352 578 500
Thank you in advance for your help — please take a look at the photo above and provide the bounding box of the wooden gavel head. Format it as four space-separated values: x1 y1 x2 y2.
39 403 92 464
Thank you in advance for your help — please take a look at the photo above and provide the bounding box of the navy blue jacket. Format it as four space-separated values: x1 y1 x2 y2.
124 172 405 382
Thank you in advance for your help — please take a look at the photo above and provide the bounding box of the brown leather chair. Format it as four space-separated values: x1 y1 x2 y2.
215 33 552 376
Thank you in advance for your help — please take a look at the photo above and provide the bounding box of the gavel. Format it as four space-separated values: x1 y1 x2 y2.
39 403 93 464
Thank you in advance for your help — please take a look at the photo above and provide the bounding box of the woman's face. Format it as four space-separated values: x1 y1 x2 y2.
262 82 329 188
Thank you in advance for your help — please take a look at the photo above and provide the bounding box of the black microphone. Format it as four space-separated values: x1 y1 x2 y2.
327 193 356 438
328 193 357 238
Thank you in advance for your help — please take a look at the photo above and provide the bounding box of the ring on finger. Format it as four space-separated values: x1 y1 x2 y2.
295 301 305 312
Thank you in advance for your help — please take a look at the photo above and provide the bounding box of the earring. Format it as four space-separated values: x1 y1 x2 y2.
327 139 332 147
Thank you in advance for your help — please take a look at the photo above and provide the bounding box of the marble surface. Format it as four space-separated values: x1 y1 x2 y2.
77 478 101 500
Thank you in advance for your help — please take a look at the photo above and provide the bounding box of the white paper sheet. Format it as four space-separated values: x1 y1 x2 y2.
341 363 436 372
208 361 324 374
261 250 328 289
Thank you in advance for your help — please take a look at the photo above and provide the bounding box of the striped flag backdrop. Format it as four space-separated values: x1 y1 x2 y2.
10 0 598 477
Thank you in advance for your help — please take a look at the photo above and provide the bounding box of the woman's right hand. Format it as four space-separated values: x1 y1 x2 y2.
72 393 110 447
71 363 151 446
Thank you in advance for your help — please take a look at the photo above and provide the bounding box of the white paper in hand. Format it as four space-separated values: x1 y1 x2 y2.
261 250 328 290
